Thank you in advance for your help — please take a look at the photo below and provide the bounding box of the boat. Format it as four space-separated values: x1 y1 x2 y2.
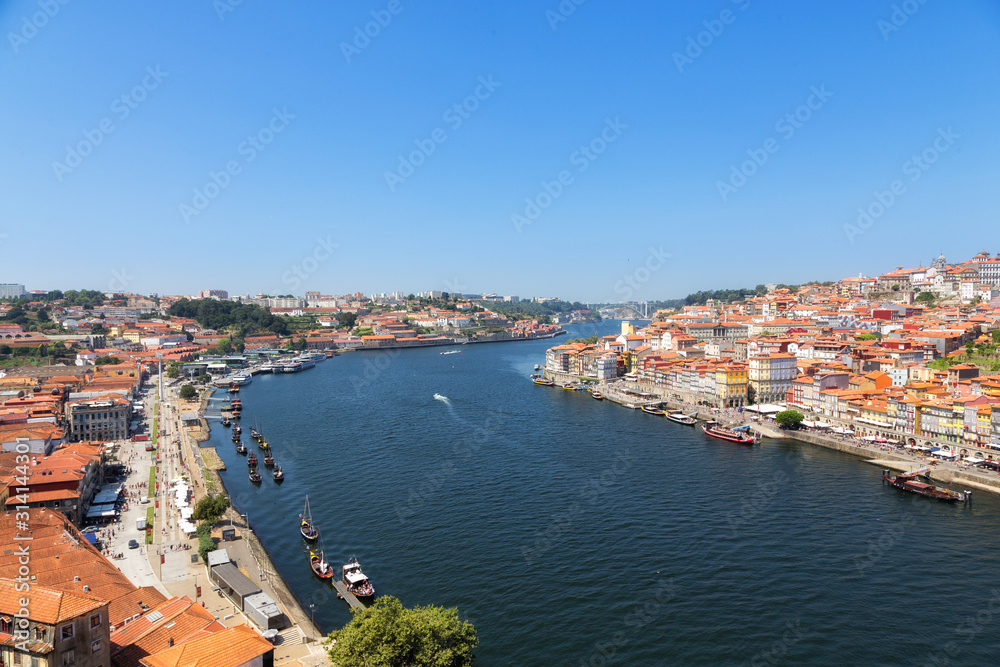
300 496 319 540
272 451 284 482
301 352 326 362
309 545 335 580
532 377 555 387
441 350 460 355
641 406 666 416
233 424 242 437
702 420 756 445
591 391 603 400
259 361 282 373
342 557 374 599
221 417 231 428
231 433 241 444
248 452 258 467
534 364 543 371
667 413 697 426
249 468 262 484
259 439 270 452
882 468 970 503
263 453 274 467
293 356 316 370
251 427 261 441
236 442 247 455
229 381 240 393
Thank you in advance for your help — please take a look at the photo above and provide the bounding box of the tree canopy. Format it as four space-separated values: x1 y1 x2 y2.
192 494 230 523
326 596 477 667
179 384 197 400
168 298 289 336
775 410 804 429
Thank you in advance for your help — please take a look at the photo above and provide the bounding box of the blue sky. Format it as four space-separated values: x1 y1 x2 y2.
2 0 999 302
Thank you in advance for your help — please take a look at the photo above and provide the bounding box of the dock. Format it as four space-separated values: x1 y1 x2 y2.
332 578 366 610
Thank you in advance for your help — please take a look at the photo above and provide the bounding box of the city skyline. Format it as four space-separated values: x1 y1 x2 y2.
2 2 999 300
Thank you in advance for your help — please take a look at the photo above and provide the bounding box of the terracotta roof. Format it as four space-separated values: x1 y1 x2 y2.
139 624 273 667
0 578 106 624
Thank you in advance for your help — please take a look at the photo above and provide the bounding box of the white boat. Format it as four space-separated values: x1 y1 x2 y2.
293 356 316 370
259 362 282 373
301 352 325 362
441 350 460 355
281 361 303 373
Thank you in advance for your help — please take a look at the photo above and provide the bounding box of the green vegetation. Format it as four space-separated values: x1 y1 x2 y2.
179 384 197 400
165 363 180 379
477 299 595 322
354 327 374 337
148 465 156 495
566 335 600 345
145 506 155 544
775 410 804 429
325 596 477 667
915 291 936 305
202 469 216 493
96 356 123 365
192 494 230 523
855 333 880 341
196 522 216 562
168 298 290 336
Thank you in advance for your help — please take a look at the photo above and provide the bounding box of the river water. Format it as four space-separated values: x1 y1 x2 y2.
208 321 1000 665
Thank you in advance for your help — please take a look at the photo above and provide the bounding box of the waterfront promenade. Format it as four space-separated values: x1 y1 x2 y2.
544 369 1000 497
127 382 330 667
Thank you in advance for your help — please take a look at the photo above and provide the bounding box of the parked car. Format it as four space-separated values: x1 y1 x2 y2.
128 539 139 549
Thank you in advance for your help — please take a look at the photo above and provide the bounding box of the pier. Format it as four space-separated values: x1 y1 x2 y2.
332 579 366 610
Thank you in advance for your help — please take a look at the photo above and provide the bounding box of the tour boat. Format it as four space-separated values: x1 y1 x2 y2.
702 421 756 445
532 377 554 387
441 350 460 355
249 468 262 484
667 413 697 426
592 391 603 400
293 356 316 370
882 468 969 503
309 546 335 580
342 557 374 599
236 442 247 455
281 360 303 373
229 382 240 394
300 496 319 540
641 406 666 416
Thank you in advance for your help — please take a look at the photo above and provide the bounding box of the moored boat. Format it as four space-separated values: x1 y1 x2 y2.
667 413 697 426
882 468 970 503
249 468 262 484
309 545 335 580
248 452 258 467
300 496 319 540
641 406 666 416
272 450 284 482
263 453 274 467
592 391 603 400
236 442 247 455
221 417 231 427
342 557 374 599
532 376 555 387
702 420 756 445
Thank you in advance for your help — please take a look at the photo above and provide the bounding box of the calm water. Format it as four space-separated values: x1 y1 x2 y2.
209 322 1000 665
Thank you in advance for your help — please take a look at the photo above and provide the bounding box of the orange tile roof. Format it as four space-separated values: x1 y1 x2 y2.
139 624 273 667
0 578 106 624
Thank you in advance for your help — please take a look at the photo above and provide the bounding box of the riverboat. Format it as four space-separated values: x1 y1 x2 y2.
249 468 262 484
300 496 319 540
263 453 274 467
591 391 603 400
236 441 247 455
309 545 335 580
221 417 231 427
702 421 756 445
667 413 697 426
248 452 257 467
532 376 555 387
272 451 284 482
641 406 666 416
882 468 970 504
342 557 374 599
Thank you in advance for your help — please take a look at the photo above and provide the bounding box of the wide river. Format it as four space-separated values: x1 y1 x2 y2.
208 321 1000 665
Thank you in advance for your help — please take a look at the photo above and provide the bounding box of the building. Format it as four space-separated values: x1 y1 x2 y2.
0 284 25 299
196 289 229 299
66 396 131 442
748 353 798 404
0 578 112 667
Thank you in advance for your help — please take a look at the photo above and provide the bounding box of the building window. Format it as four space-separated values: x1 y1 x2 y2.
90 614 101 629
92 638 101 653
62 650 76 665
0 615 10 633
61 623 74 640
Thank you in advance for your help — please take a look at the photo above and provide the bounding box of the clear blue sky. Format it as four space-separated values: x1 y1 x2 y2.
2 1 999 302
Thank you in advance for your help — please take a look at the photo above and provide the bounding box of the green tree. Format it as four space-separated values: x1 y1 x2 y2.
992 330 1000 345
0 344 11 355
915 291 936 305
775 410 804 429
325 596 477 667
197 374 211 385
179 384 197 400
196 523 216 562
166 363 180 379
217 338 234 355
296 337 307 351
856 333 880 341
96 356 123 365
337 312 357 329
747 384 756 406
192 494 230 523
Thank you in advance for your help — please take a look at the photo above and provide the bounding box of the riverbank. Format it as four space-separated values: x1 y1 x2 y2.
543 370 1000 498
170 384 329 658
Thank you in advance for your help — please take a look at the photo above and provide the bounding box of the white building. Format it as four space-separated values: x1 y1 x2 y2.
0 283 25 299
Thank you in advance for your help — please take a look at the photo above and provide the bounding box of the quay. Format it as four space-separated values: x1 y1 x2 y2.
542 369 1000 498
332 579 366 610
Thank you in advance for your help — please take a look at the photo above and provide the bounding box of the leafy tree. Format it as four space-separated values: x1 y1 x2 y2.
747 384 756 406
196 522 216 562
165 363 180 379
856 333 879 341
775 410 804 429
91 323 107 335
192 494 230 523
993 330 1000 345
96 356 123 365
915 291 936 304
0 344 11 355
197 374 211 385
217 338 234 355
325 596 477 667
179 384 197 400
296 337 307 351
337 312 358 329
407 294 415 300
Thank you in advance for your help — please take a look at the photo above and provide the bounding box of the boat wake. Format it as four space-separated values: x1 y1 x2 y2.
433 393 451 405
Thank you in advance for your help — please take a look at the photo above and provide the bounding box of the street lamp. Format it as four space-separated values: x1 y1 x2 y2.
309 603 315 628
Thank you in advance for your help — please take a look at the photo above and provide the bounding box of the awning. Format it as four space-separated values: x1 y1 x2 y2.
964 457 985 464
832 426 853 435
84 533 98 545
